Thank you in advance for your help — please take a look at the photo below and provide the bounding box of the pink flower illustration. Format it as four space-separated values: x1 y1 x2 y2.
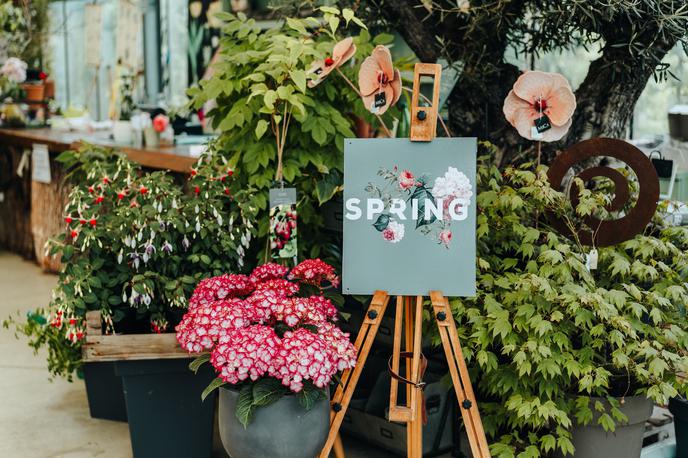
439 230 452 248
398 170 416 190
382 220 405 243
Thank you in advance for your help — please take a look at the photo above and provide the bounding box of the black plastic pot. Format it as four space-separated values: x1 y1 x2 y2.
114 358 217 458
669 397 688 458
83 362 127 422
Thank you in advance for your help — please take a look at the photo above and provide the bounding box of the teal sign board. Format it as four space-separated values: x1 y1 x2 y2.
343 138 477 297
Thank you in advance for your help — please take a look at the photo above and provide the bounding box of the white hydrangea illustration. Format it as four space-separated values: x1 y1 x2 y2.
431 167 473 202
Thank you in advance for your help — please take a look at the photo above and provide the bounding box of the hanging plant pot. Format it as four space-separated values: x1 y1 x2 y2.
218 386 330 458
21 83 45 102
669 397 688 457
558 396 653 458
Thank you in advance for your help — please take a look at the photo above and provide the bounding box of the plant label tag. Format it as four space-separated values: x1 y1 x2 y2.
530 126 544 140
32 143 51 184
585 249 598 271
269 188 297 260
534 115 552 133
370 92 387 113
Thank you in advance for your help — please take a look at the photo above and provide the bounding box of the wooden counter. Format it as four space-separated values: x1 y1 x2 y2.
0 127 202 268
0 127 200 172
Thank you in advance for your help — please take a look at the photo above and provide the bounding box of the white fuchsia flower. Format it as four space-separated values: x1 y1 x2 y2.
211 325 281 384
1 57 27 83
382 219 405 243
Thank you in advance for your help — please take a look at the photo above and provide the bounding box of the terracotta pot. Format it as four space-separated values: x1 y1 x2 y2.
44 80 55 99
21 83 45 102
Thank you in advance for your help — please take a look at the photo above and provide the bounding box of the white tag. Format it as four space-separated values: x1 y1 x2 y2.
585 249 598 271
531 126 544 140
189 144 208 157
32 144 51 183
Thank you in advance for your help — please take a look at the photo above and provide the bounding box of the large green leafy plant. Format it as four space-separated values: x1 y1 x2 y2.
4 144 251 379
187 8 399 265
447 150 688 457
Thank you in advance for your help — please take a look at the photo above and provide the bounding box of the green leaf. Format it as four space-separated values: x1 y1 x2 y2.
255 119 269 140
315 169 342 205
408 185 436 229
290 70 307 93
328 15 340 34
297 384 327 410
373 33 395 45
319 6 340 15
342 8 355 25
189 354 210 373
373 214 390 232
235 384 254 428
201 377 226 401
252 378 285 407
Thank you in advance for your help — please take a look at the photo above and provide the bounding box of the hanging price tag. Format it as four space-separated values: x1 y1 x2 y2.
534 115 552 133
585 249 598 271
269 188 297 260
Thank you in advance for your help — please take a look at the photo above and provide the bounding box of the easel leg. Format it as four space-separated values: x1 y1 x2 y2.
318 291 391 458
408 296 424 458
333 434 345 458
430 292 491 458
404 296 415 457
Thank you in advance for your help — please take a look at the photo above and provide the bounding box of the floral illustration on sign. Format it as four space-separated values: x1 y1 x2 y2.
270 204 297 259
362 166 473 249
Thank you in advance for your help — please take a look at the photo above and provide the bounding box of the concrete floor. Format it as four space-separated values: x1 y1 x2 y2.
0 252 416 458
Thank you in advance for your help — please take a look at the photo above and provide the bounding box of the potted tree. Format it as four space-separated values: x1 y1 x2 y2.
176 259 357 458
446 153 688 457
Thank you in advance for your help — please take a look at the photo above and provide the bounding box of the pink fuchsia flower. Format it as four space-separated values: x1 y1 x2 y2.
398 170 416 190
176 299 248 353
317 322 357 372
269 328 337 392
382 220 405 243
307 37 357 88
289 259 340 288
439 230 452 248
358 45 402 115
152 114 169 133
503 70 576 142
250 262 289 284
211 325 281 384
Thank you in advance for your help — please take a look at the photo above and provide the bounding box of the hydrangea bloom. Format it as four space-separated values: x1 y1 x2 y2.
317 322 357 372
254 278 300 296
244 289 284 323
188 274 254 310
432 167 473 201
289 259 340 288
176 299 248 353
250 262 289 284
270 328 337 391
382 219 405 243
211 325 281 384
270 296 338 327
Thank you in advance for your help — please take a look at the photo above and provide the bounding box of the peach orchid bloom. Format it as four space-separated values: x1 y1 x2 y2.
307 37 357 88
358 45 402 115
503 70 576 142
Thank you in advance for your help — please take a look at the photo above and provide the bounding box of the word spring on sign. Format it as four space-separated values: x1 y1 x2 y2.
345 197 469 222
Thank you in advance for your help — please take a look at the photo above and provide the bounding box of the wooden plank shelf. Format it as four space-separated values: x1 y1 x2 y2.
82 310 194 363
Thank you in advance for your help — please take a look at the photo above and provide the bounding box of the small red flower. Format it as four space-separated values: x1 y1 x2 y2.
88 186 94 194
69 318 77 325
220 176 226 182
94 196 104 204
194 186 200 195
117 192 125 200
224 188 230 195
324 57 334 66
102 177 109 184
130 200 139 208
70 230 78 238
190 169 197 176
80 219 86 225
227 169 234 177
64 216 72 224
140 186 148 194
38 71 47 80
89 218 97 227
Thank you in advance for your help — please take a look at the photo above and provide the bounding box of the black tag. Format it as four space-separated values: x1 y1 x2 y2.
534 115 552 133
313 67 323 75
374 92 387 108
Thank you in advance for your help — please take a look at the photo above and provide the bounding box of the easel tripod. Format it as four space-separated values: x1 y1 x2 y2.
318 64 491 458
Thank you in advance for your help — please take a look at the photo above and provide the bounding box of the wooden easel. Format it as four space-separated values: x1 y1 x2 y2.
318 64 491 458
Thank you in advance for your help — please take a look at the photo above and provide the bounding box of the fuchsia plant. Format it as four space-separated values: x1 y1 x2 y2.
177 259 356 426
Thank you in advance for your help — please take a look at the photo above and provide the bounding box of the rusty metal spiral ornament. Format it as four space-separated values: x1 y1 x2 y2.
547 137 659 247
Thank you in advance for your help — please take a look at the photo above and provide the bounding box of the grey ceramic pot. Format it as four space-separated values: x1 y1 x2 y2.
556 395 653 458
218 386 330 458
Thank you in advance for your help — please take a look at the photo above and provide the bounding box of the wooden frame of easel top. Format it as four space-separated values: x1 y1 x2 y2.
318 63 491 458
